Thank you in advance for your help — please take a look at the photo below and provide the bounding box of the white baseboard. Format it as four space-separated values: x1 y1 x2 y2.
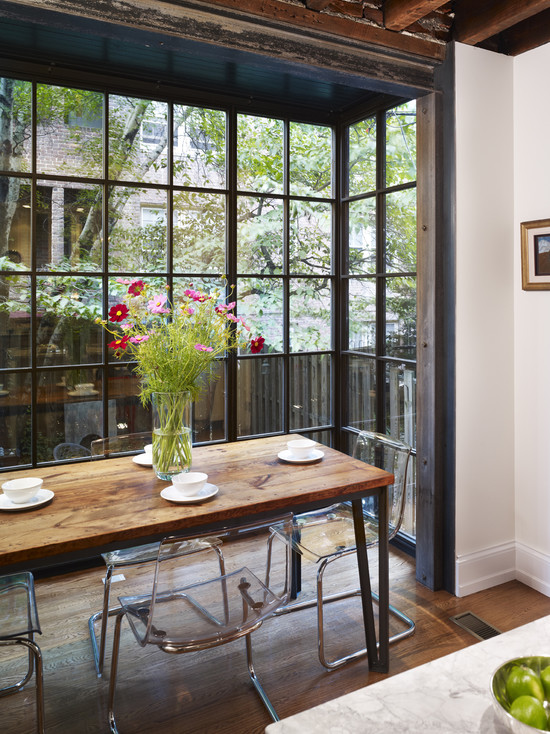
455 541 550 597
455 542 516 597
515 542 550 597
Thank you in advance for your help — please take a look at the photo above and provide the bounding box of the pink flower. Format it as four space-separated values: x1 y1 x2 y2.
250 336 265 354
182 306 195 315
109 303 129 322
130 334 150 344
194 344 213 352
148 294 170 314
226 313 239 323
239 318 251 332
128 280 145 297
116 278 131 285
215 301 236 314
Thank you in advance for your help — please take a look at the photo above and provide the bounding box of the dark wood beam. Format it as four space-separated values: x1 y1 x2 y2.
0 0 446 60
499 7 550 55
454 0 550 45
384 0 449 31
305 0 333 10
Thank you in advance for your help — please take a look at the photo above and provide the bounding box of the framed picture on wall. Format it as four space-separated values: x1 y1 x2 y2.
521 218 550 290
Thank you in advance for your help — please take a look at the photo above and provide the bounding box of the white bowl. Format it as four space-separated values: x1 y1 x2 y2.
2 477 44 504
171 471 208 496
287 438 318 460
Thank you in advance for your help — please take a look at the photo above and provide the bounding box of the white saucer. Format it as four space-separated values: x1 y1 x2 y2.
160 483 219 504
132 454 153 467
68 389 99 397
0 390 9 397
0 488 54 511
278 449 324 464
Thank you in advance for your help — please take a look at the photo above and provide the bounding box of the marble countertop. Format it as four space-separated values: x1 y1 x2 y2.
266 615 550 733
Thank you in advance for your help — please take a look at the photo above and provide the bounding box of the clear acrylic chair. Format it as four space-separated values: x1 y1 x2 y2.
107 514 293 733
0 572 45 733
88 432 159 677
272 431 415 670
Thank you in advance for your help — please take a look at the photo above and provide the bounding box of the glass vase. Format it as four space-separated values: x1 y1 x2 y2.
151 391 192 480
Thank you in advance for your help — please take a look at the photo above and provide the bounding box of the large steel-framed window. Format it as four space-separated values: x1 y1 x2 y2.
341 101 417 539
0 75 337 468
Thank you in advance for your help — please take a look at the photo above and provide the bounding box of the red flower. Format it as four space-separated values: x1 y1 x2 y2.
108 335 130 352
109 303 129 322
250 336 265 354
128 280 145 297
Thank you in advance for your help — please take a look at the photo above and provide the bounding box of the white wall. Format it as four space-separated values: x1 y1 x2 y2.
513 43 550 595
454 43 516 595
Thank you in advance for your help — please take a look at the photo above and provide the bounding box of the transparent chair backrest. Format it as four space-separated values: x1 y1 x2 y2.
353 430 411 540
0 572 40 638
90 432 152 458
120 514 293 647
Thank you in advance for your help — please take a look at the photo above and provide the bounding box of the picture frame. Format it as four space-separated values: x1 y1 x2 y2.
521 218 550 290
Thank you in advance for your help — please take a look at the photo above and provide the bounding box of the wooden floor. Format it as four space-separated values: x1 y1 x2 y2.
3 548 550 734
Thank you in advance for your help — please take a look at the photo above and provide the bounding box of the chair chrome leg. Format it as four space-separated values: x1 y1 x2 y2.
245 632 279 722
107 611 124 734
0 638 45 733
89 565 114 677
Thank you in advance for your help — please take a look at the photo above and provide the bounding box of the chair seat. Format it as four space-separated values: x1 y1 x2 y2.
121 567 281 650
290 504 382 562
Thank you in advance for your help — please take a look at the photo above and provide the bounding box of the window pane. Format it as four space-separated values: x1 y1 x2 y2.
194 361 225 442
237 277 283 354
289 279 331 352
289 200 332 275
385 276 416 359
107 363 150 436
348 278 376 352
38 368 103 463
237 114 283 194
0 176 31 270
386 100 416 187
237 196 283 274
172 276 224 301
1 274 30 368
109 96 168 184
385 362 416 447
290 354 331 429
173 191 225 274
289 122 332 198
348 197 376 275
386 188 416 272
0 78 31 174
0 372 31 468
37 84 103 178
36 275 103 366
347 355 376 431
36 181 102 272
173 105 226 188
237 356 283 436
108 186 167 272
348 116 376 196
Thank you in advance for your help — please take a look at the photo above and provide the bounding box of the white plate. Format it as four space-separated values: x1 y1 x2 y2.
132 454 153 467
160 483 219 504
0 488 54 511
68 389 99 397
278 449 324 464
0 390 9 397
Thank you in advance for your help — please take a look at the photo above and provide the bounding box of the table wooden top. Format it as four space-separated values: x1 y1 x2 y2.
0 435 393 570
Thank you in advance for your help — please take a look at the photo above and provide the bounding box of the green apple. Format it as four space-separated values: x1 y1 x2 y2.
510 695 548 730
540 665 550 700
506 666 545 703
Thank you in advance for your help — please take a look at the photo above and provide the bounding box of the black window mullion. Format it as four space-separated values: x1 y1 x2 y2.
226 106 238 442
375 109 386 434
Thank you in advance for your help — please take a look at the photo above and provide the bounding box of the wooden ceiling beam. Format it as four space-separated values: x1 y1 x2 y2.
454 0 550 45
305 0 333 10
384 0 449 31
499 7 550 55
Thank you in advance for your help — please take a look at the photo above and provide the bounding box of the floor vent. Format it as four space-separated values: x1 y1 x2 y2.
450 612 501 641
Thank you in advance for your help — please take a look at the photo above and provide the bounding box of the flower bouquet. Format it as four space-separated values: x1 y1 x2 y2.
98 279 264 478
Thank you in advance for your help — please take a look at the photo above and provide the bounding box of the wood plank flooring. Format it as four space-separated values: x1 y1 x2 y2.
2 548 550 734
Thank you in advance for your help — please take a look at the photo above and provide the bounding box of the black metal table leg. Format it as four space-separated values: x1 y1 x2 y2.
352 487 389 672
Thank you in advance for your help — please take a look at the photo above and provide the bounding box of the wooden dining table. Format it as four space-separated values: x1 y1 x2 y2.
0 434 394 672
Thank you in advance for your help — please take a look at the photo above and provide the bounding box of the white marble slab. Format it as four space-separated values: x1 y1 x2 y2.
266 615 550 733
